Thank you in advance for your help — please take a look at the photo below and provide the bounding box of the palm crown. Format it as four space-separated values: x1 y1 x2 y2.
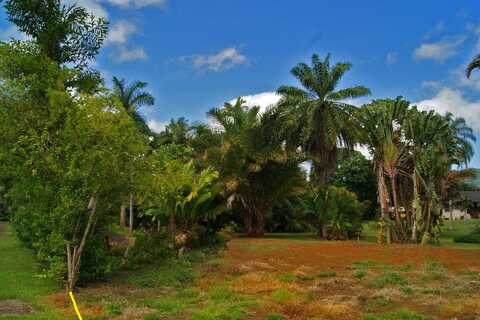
112 76 155 135
277 53 370 185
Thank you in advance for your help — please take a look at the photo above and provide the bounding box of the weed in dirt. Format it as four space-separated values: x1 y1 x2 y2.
353 260 376 269
208 286 235 301
317 271 336 278
189 300 256 320
370 272 408 288
353 270 368 279
369 295 393 308
297 274 315 281
266 313 284 320
401 286 414 296
363 309 431 320
420 288 441 295
126 260 196 288
271 288 298 303
278 274 296 283
106 302 125 316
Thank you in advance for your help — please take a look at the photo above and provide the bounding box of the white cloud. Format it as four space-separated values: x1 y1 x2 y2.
452 67 480 91
64 0 109 18
111 46 148 63
415 87 480 130
187 48 248 72
106 20 137 44
229 91 281 113
413 36 466 62
421 80 442 90
0 25 29 41
106 0 166 8
147 119 167 133
386 51 398 65
423 21 445 40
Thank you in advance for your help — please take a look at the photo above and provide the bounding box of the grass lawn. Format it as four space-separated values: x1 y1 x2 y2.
362 219 480 249
1 220 480 319
0 223 63 319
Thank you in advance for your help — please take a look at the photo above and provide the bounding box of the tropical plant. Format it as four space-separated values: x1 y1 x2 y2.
277 53 370 185
357 97 410 241
302 185 364 239
112 76 155 135
205 98 306 236
466 54 480 79
157 117 192 145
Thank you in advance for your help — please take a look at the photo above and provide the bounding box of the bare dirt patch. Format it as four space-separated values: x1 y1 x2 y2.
0 299 35 316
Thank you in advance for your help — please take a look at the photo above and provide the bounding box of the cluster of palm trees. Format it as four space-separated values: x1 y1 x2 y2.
112 52 476 243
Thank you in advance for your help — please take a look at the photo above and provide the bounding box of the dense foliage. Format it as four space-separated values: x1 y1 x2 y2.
0 0 478 292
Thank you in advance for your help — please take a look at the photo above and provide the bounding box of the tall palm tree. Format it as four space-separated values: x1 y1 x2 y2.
466 54 480 78
112 76 155 232
112 76 155 135
158 117 191 145
277 53 370 185
357 97 410 241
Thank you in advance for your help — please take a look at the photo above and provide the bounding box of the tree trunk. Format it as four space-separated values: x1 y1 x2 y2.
390 173 406 240
129 193 134 235
66 196 97 292
254 209 264 237
168 215 176 235
377 164 391 244
120 204 126 227
243 209 254 237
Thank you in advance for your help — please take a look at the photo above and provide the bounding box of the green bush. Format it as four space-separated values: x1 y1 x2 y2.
303 186 364 239
125 232 174 266
453 227 480 243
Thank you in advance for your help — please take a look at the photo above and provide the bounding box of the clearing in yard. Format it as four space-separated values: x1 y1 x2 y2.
37 233 480 320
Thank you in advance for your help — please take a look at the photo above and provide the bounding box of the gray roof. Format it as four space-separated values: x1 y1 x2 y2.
459 191 480 202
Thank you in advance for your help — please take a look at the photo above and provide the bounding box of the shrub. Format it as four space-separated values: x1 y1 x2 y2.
453 227 480 243
125 231 173 266
303 186 364 240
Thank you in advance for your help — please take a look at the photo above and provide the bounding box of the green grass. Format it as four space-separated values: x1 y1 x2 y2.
370 272 408 288
0 224 63 319
362 220 480 249
363 309 431 320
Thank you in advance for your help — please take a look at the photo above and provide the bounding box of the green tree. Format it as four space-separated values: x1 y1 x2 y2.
331 150 377 220
3 0 108 68
277 53 370 185
112 76 155 135
157 117 192 145
206 98 306 236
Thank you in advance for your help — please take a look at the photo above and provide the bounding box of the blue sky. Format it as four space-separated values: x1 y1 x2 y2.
2 1 480 165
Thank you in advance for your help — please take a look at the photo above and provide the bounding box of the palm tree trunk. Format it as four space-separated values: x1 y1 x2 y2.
390 173 406 240
129 193 134 235
120 204 126 227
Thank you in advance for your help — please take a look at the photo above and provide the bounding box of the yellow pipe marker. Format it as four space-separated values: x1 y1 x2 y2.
68 291 84 320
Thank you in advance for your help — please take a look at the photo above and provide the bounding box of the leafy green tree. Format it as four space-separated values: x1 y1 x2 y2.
3 0 108 68
277 53 370 185
466 54 480 79
0 40 147 291
331 150 377 220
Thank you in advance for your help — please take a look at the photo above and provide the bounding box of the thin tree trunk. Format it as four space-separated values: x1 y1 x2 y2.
168 215 176 235
120 204 126 227
377 164 391 244
129 193 134 234
411 172 420 242
66 196 97 292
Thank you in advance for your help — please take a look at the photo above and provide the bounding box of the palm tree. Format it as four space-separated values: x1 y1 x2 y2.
158 117 191 145
357 97 410 241
206 98 305 236
112 76 155 135
112 76 155 232
466 54 480 78
277 53 370 185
